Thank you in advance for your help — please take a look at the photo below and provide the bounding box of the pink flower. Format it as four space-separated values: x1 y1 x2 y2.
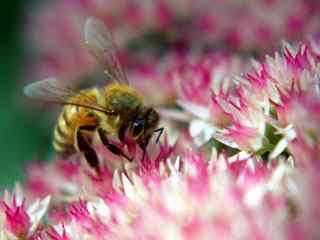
1 197 30 238
179 41 320 160
0 185 51 239
47 225 70 240
25 0 320 83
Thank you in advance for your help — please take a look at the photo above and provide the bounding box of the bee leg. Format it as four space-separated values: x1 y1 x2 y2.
98 128 133 162
154 127 164 143
141 146 146 162
138 136 150 162
76 126 100 174
118 124 127 142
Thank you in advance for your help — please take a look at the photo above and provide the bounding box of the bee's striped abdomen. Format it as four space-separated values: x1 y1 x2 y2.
53 109 75 153
53 89 100 153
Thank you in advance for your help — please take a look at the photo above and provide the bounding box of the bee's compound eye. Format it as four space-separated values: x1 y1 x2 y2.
133 120 144 136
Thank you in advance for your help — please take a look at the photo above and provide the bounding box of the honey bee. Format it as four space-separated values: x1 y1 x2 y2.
24 17 163 173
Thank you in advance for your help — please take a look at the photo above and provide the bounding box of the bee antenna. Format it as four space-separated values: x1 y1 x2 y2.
154 127 164 144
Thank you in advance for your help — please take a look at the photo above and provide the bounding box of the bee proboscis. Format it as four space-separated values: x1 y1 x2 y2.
24 17 163 173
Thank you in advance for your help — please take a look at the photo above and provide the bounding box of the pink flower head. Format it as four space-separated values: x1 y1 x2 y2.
25 0 320 84
26 159 81 200
1 197 30 238
176 53 242 106
183 151 209 199
225 123 262 151
69 200 110 238
0 186 51 239
47 225 70 240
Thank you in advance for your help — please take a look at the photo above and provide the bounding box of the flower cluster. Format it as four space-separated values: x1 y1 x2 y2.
4 0 320 239
2 147 320 239
25 0 320 82
2 40 319 239
128 52 244 106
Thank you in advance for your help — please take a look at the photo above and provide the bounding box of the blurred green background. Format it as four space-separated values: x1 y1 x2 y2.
0 0 50 188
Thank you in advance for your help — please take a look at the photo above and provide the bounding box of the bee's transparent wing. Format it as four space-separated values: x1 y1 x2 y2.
24 78 111 114
84 17 129 85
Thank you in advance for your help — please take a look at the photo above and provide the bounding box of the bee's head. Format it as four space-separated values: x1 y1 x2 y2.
130 107 159 144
